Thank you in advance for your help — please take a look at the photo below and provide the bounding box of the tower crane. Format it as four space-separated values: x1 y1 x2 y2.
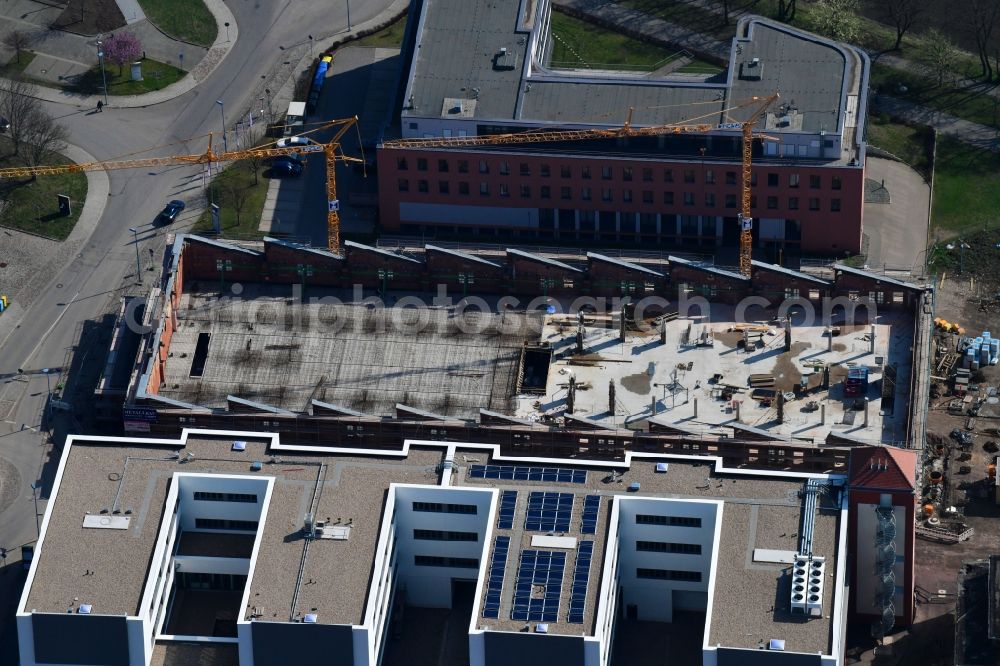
0 116 361 254
383 94 779 276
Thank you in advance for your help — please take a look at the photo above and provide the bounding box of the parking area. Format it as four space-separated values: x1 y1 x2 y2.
259 45 402 244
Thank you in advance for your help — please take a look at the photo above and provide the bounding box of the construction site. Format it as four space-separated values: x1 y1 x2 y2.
516 303 912 446
97 234 934 479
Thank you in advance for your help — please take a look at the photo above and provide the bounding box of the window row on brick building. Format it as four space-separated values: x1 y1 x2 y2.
394 156 844 190
396 178 842 212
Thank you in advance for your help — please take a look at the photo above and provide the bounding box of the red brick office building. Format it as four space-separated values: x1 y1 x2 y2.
377 0 871 257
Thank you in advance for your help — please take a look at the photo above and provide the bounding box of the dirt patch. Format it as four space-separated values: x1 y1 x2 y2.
620 371 652 394
713 331 742 348
770 342 811 392
831 342 847 352
52 0 125 36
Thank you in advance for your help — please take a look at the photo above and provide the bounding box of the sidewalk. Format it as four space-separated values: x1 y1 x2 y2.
0 141 110 349
874 95 1000 153
0 0 238 109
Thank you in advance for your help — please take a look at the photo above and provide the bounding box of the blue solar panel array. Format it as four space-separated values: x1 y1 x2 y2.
581 495 601 534
525 492 574 532
512 550 566 622
470 465 587 484
498 490 518 530
482 536 510 619
568 541 594 623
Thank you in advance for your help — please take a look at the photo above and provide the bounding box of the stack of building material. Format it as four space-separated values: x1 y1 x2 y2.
960 332 999 369
749 374 775 388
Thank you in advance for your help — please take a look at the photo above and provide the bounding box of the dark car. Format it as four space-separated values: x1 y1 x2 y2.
0 117 9 133
270 157 303 177
158 199 185 223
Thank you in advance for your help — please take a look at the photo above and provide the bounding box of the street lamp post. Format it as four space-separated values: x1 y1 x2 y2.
96 39 109 106
225 22 231 42
128 227 141 284
346 0 352 31
264 88 272 124
308 35 314 57
29 482 40 539
216 100 228 152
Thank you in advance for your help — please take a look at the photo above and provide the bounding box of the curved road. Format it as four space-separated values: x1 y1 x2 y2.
0 0 394 571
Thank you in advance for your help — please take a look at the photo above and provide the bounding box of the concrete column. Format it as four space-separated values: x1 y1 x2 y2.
651 396 657 416
827 329 832 352
735 400 740 423
870 324 876 354
863 399 869 427
820 403 826 425
693 398 698 419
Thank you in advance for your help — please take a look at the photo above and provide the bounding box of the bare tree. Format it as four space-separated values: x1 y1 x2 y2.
919 28 961 86
20 107 67 178
970 0 1000 80
718 0 731 26
3 30 37 64
777 0 797 23
0 77 41 155
223 179 248 226
880 0 925 51
243 124 265 185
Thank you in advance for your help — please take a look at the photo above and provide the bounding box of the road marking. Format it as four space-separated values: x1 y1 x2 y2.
21 291 81 369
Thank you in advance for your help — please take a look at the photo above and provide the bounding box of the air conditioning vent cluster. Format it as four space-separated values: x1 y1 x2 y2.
790 554 825 616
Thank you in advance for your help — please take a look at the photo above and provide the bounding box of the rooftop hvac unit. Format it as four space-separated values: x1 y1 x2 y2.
790 554 825 617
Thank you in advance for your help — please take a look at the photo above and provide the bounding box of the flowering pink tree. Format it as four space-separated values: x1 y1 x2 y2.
104 32 142 76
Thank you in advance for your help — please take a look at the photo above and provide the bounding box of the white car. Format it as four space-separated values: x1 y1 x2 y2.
276 136 313 148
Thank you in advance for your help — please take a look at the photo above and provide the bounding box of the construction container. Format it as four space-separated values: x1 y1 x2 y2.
922 503 935 518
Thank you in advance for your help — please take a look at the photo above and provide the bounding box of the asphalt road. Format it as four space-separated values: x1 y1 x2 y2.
0 0 395 628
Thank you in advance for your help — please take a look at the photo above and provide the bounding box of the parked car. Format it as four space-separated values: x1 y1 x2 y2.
276 135 312 148
270 158 303 177
0 117 10 133
158 199 186 223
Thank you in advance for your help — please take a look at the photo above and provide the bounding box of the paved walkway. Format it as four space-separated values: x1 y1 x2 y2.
114 0 146 25
861 157 930 272
874 95 1000 152
0 0 237 109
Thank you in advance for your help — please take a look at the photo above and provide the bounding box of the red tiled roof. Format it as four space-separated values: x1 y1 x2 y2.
848 446 917 491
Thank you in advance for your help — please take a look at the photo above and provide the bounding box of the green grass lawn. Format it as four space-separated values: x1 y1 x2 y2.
550 10 683 70
675 58 725 75
193 160 269 238
0 139 87 241
866 118 933 178
0 52 35 79
137 0 217 48
67 58 185 96
931 136 1000 236
355 13 408 48
621 0 735 42
871 63 1000 129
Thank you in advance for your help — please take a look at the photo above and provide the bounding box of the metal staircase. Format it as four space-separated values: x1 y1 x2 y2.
873 505 897 638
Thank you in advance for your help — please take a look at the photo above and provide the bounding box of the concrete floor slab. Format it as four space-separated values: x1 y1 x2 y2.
517 303 913 445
